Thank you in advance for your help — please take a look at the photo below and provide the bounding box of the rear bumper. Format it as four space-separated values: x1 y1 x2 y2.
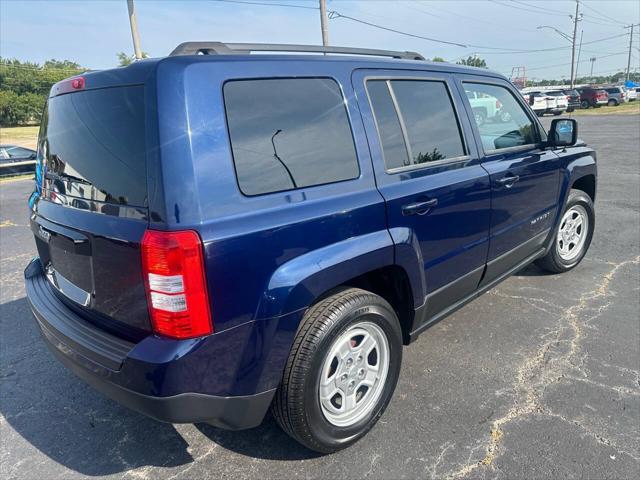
24 257 278 429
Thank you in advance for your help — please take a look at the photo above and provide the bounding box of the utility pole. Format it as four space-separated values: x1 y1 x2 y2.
569 0 581 89
575 30 583 83
127 0 143 60
625 24 635 81
319 0 329 46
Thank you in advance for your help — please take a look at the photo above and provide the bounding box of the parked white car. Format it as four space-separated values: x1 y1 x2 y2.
626 87 637 101
545 91 568 115
523 91 551 116
466 90 512 124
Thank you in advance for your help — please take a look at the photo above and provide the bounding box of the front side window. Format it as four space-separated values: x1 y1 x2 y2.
224 78 359 196
464 83 538 152
367 79 466 170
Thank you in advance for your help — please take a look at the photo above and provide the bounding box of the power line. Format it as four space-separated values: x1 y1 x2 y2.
327 8 631 55
522 51 628 72
212 0 317 10
580 1 627 26
509 0 572 16
489 0 568 16
0 63 87 73
474 32 631 55
327 11 468 48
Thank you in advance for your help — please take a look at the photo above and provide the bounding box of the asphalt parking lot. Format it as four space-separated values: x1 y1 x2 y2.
1 114 638 479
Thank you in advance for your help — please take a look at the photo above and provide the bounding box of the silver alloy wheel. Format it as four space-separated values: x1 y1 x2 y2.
557 204 589 261
318 321 390 427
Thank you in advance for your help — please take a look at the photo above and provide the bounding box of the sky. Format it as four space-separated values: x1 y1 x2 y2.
1 0 639 80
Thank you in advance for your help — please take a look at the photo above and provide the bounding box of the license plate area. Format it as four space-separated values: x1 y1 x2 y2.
32 216 93 305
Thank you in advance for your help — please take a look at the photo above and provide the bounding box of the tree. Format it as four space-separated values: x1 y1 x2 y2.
456 56 487 68
431 56 446 63
116 51 149 66
0 57 85 126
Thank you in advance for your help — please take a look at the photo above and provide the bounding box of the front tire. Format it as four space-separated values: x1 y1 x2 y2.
473 108 487 126
271 288 402 453
536 189 595 273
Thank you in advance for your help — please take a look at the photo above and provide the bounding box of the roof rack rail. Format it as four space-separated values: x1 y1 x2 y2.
169 42 425 60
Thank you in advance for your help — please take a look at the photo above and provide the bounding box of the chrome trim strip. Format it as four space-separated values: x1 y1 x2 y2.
45 264 91 307
385 80 414 167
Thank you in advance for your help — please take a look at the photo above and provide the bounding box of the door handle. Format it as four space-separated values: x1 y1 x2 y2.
402 198 438 216
496 175 520 188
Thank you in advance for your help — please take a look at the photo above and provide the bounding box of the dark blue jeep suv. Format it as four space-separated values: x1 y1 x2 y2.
25 42 596 453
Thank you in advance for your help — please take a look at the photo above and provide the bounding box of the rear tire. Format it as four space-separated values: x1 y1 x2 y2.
581 100 590 109
608 99 617 107
271 288 403 453
536 189 594 273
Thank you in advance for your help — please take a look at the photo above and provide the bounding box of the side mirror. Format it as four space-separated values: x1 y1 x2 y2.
549 118 578 148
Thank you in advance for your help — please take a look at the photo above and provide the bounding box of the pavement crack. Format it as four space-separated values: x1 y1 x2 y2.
444 255 640 479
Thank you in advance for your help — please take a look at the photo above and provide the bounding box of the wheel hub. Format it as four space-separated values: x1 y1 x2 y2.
318 321 390 427
557 205 588 261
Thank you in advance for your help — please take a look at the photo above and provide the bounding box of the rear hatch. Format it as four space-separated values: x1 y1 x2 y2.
32 81 151 339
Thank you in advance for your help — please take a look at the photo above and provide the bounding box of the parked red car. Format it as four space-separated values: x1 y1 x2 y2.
576 87 608 109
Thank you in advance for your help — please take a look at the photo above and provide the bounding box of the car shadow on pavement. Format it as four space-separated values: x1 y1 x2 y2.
0 296 318 477
513 262 555 277
195 415 322 461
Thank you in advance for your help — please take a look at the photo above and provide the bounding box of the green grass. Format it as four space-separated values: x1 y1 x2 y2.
0 173 33 183
568 101 640 116
0 126 39 149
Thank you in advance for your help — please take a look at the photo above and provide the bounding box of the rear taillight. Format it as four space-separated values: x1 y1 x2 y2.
141 230 212 339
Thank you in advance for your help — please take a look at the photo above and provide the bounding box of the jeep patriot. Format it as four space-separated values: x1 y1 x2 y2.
25 42 596 453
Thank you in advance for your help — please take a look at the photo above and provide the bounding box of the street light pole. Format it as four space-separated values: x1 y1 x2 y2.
536 25 572 43
319 0 329 47
127 0 143 60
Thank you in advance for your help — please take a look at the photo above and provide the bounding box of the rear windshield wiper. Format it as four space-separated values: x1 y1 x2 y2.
45 171 93 186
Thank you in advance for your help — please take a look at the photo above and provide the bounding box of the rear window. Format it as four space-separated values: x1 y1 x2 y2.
41 86 146 206
223 78 359 196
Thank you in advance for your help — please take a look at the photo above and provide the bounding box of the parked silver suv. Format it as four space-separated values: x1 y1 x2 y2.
603 86 626 106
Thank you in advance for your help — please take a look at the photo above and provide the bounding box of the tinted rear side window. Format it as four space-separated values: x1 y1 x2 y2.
42 86 146 206
367 80 466 170
224 78 360 196
366 81 410 168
